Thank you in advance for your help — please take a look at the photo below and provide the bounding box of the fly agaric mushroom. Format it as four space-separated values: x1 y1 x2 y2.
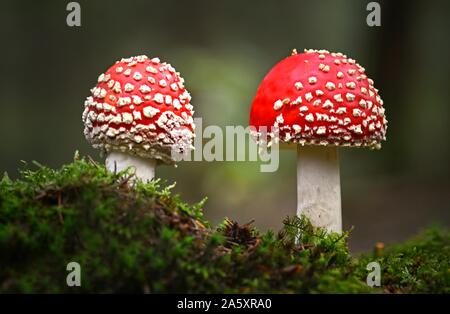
249 49 387 233
82 55 195 182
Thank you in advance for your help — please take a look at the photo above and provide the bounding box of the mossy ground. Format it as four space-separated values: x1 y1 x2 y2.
0 156 448 293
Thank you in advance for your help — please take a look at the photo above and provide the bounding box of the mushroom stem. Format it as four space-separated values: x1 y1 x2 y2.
105 151 156 182
297 145 342 233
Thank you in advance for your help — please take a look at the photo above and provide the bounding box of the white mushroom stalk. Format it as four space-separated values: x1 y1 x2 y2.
297 145 342 233
105 151 156 183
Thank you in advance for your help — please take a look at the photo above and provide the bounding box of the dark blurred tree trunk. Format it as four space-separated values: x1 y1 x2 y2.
371 0 415 173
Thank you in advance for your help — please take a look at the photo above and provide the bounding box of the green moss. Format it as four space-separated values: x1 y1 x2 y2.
0 156 448 293
356 227 450 293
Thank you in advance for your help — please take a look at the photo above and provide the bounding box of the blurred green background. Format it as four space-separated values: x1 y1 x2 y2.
1 0 449 252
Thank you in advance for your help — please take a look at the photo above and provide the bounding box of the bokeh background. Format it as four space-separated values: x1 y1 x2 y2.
1 0 449 252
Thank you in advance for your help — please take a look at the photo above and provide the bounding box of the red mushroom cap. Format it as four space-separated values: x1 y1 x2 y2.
249 49 387 149
82 55 195 164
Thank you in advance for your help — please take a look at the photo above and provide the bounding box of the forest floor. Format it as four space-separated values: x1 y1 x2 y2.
0 156 448 293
